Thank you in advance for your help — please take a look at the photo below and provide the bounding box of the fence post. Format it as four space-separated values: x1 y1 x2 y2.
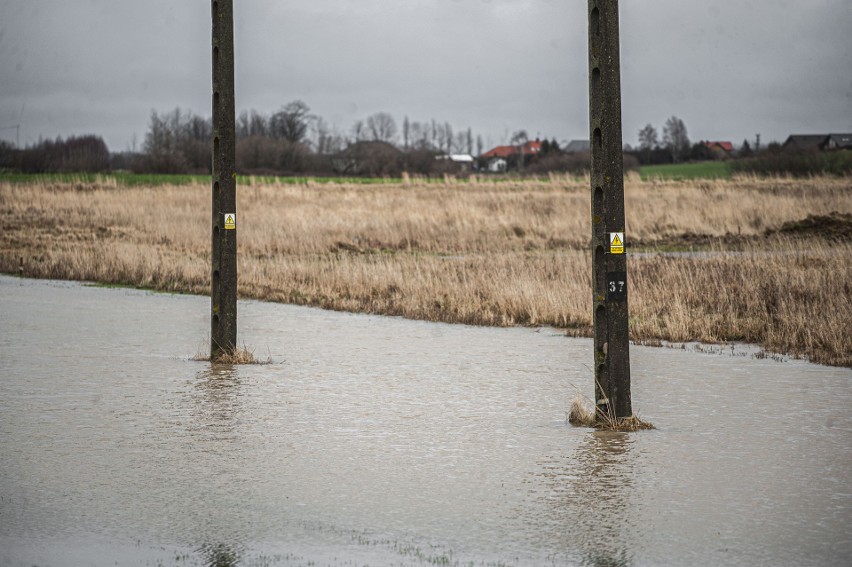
211 0 237 359
588 0 632 419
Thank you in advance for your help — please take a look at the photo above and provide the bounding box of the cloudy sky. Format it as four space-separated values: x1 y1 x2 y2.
1 0 850 153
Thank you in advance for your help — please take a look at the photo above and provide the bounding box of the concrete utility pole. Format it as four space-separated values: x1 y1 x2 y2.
211 0 237 359
588 0 632 419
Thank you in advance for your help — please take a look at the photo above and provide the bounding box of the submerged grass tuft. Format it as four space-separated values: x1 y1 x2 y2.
567 394 598 427
568 394 655 432
192 343 272 365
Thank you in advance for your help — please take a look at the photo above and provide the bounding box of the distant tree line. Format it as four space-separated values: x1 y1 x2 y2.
122 101 621 177
134 101 497 176
3 105 847 177
0 135 110 173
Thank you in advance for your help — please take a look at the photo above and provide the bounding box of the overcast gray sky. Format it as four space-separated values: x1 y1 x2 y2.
1 0 850 152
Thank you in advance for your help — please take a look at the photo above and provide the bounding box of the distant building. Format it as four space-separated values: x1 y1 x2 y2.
783 135 830 151
783 134 852 151
436 153 475 172
481 140 542 159
702 140 735 159
563 139 590 153
487 157 508 173
480 140 542 172
824 134 852 150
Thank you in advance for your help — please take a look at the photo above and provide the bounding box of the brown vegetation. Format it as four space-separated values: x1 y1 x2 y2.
1 174 850 366
567 395 655 431
192 344 271 365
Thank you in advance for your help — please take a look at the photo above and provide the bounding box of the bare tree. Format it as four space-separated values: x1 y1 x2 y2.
270 100 313 143
351 119 366 142
237 111 250 139
638 123 658 149
452 131 468 155
435 123 451 154
662 116 689 163
248 110 268 138
366 112 398 144
142 108 211 173
314 120 346 156
409 121 431 150
311 116 333 155
510 130 529 146
638 123 658 163
402 116 410 150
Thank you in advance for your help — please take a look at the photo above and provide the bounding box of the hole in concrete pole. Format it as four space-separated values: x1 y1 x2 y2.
593 186 603 218
213 91 220 111
591 66 600 99
591 7 600 37
213 46 219 67
593 128 602 151
213 137 220 160
213 181 220 203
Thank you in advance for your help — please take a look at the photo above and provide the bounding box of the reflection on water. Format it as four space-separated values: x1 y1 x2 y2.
198 542 241 567
525 432 637 566
1 276 851 566
574 433 634 567
188 367 246 562
192 365 242 440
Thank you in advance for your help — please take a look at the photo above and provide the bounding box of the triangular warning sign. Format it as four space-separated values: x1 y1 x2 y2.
609 232 624 254
224 213 236 229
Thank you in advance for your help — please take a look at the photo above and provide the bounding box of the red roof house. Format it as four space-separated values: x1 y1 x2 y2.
481 140 542 159
702 141 735 158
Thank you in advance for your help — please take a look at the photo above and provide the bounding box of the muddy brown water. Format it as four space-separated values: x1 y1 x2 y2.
1 275 850 566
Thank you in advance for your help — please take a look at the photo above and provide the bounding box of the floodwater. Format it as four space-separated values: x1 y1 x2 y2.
1 275 850 567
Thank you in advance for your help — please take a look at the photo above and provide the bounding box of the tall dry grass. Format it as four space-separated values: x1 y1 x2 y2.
1 175 850 366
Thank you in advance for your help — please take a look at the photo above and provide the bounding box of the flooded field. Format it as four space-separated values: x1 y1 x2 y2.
1 275 850 566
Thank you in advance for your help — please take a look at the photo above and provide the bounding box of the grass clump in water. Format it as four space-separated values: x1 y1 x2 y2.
192 343 271 365
568 394 655 432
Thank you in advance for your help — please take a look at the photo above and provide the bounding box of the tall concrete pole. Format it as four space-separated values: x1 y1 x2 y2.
211 0 237 359
588 0 632 419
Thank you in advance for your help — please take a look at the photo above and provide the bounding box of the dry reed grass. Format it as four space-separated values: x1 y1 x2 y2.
1 174 850 366
192 343 271 365
567 394 655 431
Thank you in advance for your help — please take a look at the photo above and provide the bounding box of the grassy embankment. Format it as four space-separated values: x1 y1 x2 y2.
1 173 850 366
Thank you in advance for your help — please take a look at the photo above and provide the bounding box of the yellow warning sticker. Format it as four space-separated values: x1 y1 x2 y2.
610 232 624 254
224 213 236 230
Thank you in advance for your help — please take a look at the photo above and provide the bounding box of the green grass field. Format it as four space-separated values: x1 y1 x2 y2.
0 171 567 187
0 171 408 187
0 172 206 186
639 161 731 180
2 163 733 186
